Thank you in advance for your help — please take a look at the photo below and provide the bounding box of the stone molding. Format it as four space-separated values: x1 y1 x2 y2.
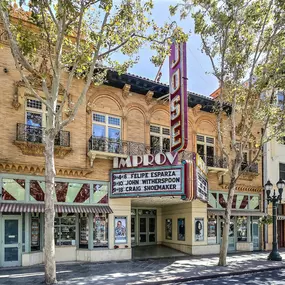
221 184 263 193
0 161 92 178
14 140 72 159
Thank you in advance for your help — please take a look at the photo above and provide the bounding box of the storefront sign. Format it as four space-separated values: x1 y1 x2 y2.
195 154 208 202
110 165 184 198
177 218 185 241
113 152 178 169
169 42 188 153
195 218 204 241
114 216 127 244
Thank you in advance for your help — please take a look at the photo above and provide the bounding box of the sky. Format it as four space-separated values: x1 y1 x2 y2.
126 0 219 97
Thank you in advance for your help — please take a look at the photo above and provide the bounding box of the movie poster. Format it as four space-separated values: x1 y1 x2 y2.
195 218 204 241
177 218 185 241
165 219 172 240
114 216 127 244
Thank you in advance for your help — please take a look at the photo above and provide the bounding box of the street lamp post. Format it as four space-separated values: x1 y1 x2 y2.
265 179 285 261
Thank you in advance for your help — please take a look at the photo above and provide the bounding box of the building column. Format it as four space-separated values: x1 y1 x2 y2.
88 213 93 250
247 217 252 243
25 213 31 253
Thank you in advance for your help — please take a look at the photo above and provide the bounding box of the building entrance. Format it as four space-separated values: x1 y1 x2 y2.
131 209 156 246
2 215 22 267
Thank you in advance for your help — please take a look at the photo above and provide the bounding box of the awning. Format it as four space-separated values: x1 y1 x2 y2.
208 209 265 217
0 203 113 214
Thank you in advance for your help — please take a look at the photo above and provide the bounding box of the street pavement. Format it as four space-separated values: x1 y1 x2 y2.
181 268 285 284
0 250 285 285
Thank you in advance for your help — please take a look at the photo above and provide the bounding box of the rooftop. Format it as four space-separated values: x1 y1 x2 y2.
104 70 230 114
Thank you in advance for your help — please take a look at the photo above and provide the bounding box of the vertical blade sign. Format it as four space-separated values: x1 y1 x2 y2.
169 42 188 153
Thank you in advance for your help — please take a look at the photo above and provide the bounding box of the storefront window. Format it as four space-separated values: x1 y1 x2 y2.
31 216 41 251
54 214 76 246
93 214 108 247
56 182 90 203
79 216 89 248
2 179 25 200
207 218 217 244
237 217 247 242
93 184 108 204
30 180 45 201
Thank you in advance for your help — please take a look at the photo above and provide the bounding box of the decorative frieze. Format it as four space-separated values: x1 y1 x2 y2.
0 161 92 177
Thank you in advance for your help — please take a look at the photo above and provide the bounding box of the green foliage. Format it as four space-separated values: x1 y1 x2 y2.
259 215 273 226
2 0 187 83
174 0 285 152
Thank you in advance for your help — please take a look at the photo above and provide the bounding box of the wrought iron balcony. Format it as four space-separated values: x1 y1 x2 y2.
88 136 148 156
16 123 70 147
241 162 258 174
199 154 228 169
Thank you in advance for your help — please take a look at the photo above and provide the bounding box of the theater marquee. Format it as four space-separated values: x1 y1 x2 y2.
110 165 184 198
169 42 188 153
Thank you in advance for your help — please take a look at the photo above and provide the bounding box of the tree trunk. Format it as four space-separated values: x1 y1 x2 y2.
44 132 57 284
218 180 236 266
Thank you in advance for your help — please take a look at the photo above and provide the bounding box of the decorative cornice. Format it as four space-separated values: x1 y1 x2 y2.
145 91 154 105
192 104 202 116
14 141 72 159
15 74 66 95
122 84 131 99
0 161 92 178
12 84 21 110
221 184 263 193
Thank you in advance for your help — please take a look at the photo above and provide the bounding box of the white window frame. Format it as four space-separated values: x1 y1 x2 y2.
25 98 60 128
92 112 121 140
196 134 215 158
150 124 170 151
25 98 46 127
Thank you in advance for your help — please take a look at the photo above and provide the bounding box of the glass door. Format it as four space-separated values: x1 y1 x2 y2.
139 217 156 245
252 218 260 250
131 216 136 245
228 219 235 251
2 216 22 267
220 217 236 252
148 217 156 243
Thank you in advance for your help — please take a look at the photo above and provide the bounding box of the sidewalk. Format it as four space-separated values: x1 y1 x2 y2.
0 250 285 285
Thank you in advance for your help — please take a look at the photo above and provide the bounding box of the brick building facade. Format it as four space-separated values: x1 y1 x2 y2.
0 19 265 267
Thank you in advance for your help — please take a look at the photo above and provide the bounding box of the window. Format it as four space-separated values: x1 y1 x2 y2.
93 214 108 247
150 125 170 154
25 99 60 143
92 113 121 153
54 214 76 246
196 135 215 167
31 216 41 251
277 91 285 109
237 217 248 242
207 218 217 244
280 163 285 180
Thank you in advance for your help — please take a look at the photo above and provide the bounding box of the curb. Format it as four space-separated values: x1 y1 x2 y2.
141 265 285 285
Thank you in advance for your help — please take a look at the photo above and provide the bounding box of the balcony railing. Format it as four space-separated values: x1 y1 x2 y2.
88 136 148 156
199 154 228 169
241 162 258 174
16 123 70 147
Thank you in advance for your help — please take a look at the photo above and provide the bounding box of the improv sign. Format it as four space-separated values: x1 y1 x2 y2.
110 165 184 198
169 42 188 153
113 152 178 169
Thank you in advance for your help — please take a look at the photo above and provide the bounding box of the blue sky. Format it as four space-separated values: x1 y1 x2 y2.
127 0 219 96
